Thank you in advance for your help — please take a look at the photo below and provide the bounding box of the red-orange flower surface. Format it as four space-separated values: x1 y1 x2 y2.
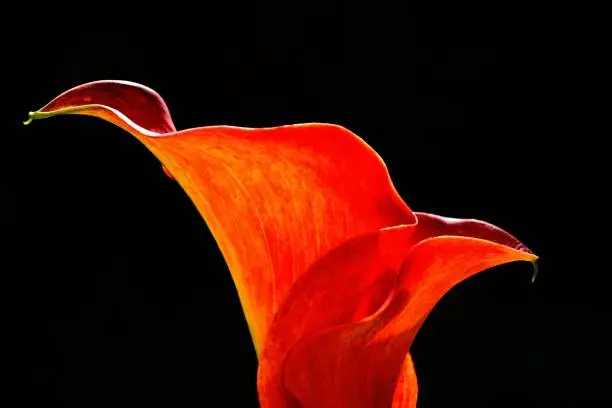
25 80 537 408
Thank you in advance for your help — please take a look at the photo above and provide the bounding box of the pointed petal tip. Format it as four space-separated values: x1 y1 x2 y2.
22 111 34 125
531 258 539 283
509 242 538 283
23 108 79 125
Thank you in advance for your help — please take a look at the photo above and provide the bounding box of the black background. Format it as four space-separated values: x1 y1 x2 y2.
2 2 603 407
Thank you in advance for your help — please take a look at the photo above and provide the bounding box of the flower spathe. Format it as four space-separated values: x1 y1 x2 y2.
25 80 537 408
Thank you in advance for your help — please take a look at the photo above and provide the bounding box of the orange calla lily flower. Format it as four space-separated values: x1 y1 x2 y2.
25 80 537 408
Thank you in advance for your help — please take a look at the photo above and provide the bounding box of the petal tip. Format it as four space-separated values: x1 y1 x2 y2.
22 111 34 125
23 109 65 125
531 259 539 283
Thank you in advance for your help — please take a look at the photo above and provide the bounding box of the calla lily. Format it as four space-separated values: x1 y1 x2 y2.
25 80 537 408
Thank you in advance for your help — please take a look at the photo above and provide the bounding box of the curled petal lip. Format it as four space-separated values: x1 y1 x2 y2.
25 80 538 408
25 79 176 134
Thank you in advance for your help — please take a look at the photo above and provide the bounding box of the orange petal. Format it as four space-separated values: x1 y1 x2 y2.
282 236 537 408
258 212 533 407
24 81 416 353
